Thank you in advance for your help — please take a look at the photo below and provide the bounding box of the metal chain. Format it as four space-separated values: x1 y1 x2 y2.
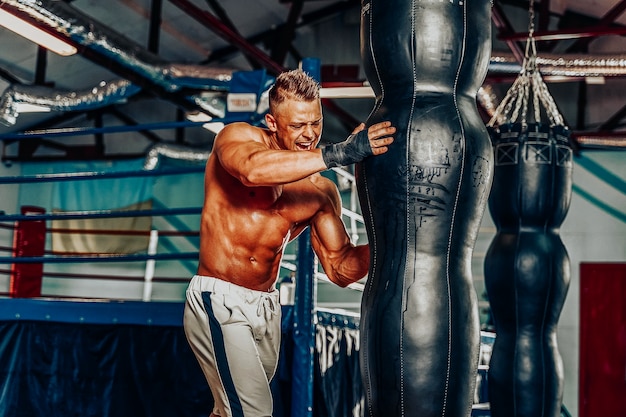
486 0 566 129
528 0 535 39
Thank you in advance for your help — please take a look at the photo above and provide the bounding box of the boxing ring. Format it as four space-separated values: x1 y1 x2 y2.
0 147 499 417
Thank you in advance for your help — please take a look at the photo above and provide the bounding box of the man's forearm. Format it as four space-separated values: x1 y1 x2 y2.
326 245 369 287
237 148 327 186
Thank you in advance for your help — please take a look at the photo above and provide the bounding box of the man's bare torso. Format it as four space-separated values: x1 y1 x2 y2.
197 150 332 291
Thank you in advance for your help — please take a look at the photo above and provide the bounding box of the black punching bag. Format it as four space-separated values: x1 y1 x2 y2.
357 1 493 416
484 122 572 417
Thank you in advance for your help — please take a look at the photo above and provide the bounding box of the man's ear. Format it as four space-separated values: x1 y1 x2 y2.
265 113 277 132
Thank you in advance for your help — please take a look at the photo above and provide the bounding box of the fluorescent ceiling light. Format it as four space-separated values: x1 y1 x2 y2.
185 111 213 123
14 102 52 113
186 112 224 134
202 122 224 134
0 8 77 56
585 76 605 85
320 86 375 99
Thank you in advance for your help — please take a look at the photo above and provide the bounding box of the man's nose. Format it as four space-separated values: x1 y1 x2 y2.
303 124 316 138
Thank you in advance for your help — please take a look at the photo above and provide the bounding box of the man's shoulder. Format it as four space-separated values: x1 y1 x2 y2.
216 122 268 145
222 121 265 135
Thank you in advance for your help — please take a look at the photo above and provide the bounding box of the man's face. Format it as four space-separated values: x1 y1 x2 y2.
266 98 323 151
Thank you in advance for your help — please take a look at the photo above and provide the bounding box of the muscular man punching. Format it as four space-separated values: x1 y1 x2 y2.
183 69 395 417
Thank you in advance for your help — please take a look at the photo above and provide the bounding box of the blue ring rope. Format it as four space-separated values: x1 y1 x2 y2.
0 166 205 184
0 252 198 264
0 116 244 140
0 207 201 222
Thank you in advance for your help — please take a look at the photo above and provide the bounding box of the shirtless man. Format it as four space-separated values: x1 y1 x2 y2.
183 69 395 417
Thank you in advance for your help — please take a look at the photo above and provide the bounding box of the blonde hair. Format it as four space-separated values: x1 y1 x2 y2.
268 69 320 114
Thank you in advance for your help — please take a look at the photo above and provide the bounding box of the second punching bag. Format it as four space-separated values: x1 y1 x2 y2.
357 1 493 416
484 122 572 417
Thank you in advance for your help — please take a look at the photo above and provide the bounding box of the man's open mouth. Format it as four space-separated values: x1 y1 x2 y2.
296 141 314 150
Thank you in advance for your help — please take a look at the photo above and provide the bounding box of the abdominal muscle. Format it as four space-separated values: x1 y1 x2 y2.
197 183 320 291
196 213 289 291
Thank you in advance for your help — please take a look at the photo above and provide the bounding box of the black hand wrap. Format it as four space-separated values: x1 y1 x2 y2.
321 129 373 168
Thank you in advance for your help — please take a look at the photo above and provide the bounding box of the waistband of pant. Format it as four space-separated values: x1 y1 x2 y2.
189 275 278 298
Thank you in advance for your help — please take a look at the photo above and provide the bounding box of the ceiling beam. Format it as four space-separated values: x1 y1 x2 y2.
147 0 164 54
204 0 261 69
538 0 551 32
118 0 209 56
598 103 626 131
168 0 285 74
566 0 626 52
500 25 626 42
34 47 49 86
205 0 359 64
491 2 525 63
270 0 305 66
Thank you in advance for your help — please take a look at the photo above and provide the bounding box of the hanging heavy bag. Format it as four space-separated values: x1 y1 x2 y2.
357 0 493 416
483 7 573 416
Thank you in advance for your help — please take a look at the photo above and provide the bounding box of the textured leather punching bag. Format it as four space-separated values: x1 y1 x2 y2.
357 1 493 416
484 122 572 417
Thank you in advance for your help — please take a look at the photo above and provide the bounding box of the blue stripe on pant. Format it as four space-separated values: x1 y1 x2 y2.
202 291 244 417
